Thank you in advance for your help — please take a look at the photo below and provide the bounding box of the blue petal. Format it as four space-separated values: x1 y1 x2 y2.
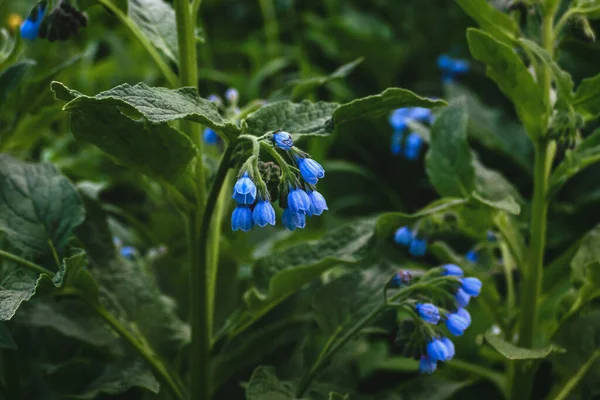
416 303 440 325
461 277 482 297
232 173 257 205
442 264 463 277
298 157 325 185
419 356 437 374
231 206 253 231
441 338 455 360
308 190 328 216
394 226 413 246
273 132 293 150
288 188 311 214
252 201 276 227
455 288 471 308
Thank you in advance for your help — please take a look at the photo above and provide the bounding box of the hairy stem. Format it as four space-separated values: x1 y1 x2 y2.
0 249 53 275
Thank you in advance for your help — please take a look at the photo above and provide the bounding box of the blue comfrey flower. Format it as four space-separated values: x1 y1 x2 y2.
456 308 471 325
441 338 455 360
307 190 328 216
404 133 424 161
203 128 219 145
231 206 253 232
416 303 441 325
225 88 239 104
208 94 222 106
232 172 257 205
390 130 404 155
442 264 463 277
419 356 437 374
394 226 413 246
409 238 427 257
446 311 470 336
455 288 471 308
273 131 293 150
282 208 306 231
252 200 276 227
287 187 311 214
21 4 45 40
465 249 478 263
390 270 412 287
389 108 411 131
461 277 482 297
121 246 136 260
408 107 433 123
297 157 325 185
426 338 449 363
438 54 470 83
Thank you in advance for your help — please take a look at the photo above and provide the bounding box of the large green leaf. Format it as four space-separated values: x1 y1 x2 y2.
467 29 546 138
425 101 475 198
571 223 600 288
0 154 85 258
243 100 339 138
455 0 519 44
550 129 600 195
485 332 563 360
128 0 179 64
333 88 446 127
574 73 600 119
0 277 38 321
473 159 522 215
245 366 297 400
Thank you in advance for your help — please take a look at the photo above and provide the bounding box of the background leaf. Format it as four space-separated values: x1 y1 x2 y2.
128 0 179 64
485 332 563 360
455 0 519 44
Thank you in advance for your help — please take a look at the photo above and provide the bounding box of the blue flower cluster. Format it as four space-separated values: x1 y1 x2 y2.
437 54 470 84
388 108 431 160
416 264 481 374
231 132 328 231
21 3 45 40
394 225 427 257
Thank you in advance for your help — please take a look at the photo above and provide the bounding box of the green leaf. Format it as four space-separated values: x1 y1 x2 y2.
455 0 519 44
245 366 297 400
0 322 16 349
425 101 475 198
467 29 546 138
576 0 600 19
485 332 563 360
571 223 600 288
128 0 179 64
0 154 85 258
473 159 522 215
0 60 35 102
574 73 600 119
333 87 446 127
243 100 339 138
52 81 240 141
52 252 99 304
550 129 600 195
494 212 527 268
0 277 39 321
288 58 363 101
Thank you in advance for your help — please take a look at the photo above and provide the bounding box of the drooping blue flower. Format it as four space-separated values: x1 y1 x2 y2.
465 249 478 263
404 133 424 161
273 131 293 150
232 172 257 205
231 206 253 232
307 190 328 216
446 311 470 336
416 303 441 325
408 107 432 123
203 128 219 145
391 130 404 155
21 4 45 40
461 277 482 297
252 200 276 227
438 54 470 83
390 270 412 287
297 157 325 185
409 238 427 257
394 226 413 246
282 208 306 230
455 288 471 308
121 246 136 260
225 88 239 103
389 108 411 131
442 264 464 277
287 187 311 214
456 308 471 325
441 337 455 360
419 356 437 374
426 339 449 363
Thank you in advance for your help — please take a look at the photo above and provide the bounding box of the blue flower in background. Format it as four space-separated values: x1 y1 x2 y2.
394 226 413 246
442 264 463 277
231 206 253 231
225 88 239 104
273 131 294 150
389 108 411 131
404 132 424 161
419 356 437 374
297 156 325 185
252 200 276 227
465 249 478 263
232 172 257 205
203 128 219 145
282 208 306 230
390 130 404 155
21 4 45 40
207 94 222 106
438 54 470 83
287 187 311 215
409 238 427 257
121 246 136 260
307 190 328 216
408 107 433 124
427 339 449 363
446 311 470 336
455 288 471 308
461 277 482 297
416 303 441 324
441 338 455 360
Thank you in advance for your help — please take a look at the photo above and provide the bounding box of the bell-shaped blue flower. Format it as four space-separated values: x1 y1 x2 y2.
287 187 311 214
461 277 482 297
203 128 219 145
416 303 440 325
21 5 45 40
409 238 427 257
456 308 471 325
225 88 239 104
455 288 471 308
408 107 432 123
438 54 470 83
297 157 325 185
446 311 470 336
426 339 449 363
273 131 293 150
232 172 257 205
252 200 276 227
282 208 306 230
389 108 410 131
441 338 455 360
404 133 424 161
391 130 404 155
231 206 253 232
121 246 136 260
308 190 328 216
394 226 413 246
419 356 437 374
465 249 478 263
442 264 463 277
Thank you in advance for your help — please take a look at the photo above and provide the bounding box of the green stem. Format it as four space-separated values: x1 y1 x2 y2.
258 0 280 58
551 350 600 400
86 299 186 400
0 249 53 275
96 0 178 87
